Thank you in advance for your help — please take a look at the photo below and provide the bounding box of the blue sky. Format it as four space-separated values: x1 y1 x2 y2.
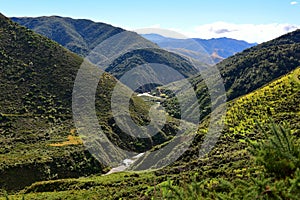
1 0 299 43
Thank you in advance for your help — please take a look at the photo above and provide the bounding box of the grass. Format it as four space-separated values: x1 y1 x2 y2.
1 171 159 200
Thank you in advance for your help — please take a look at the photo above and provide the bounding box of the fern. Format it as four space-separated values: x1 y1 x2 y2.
250 119 300 178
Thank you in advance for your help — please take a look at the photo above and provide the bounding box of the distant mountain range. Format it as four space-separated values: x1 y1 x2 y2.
142 33 257 64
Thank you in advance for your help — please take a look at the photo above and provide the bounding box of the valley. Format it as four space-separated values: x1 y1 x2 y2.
0 6 299 200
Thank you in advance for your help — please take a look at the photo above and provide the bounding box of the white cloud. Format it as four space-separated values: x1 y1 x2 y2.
291 1 298 5
181 22 299 43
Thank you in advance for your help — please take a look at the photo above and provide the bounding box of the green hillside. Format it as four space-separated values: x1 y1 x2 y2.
0 13 183 191
6 61 299 200
0 13 100 191
12 16 201 89
175 66 300 172
221 29 300 100
1 13 299 200
152 66 300 199
106 48 201 79
11 16 125 57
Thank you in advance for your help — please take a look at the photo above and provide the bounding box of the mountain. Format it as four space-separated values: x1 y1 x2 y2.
158 29 300 121
194 37 257 58
0 13 185 191
11 16 202 90
0 13 103 191
157 66 300 197
105 47 203 92
161 66 300 171
10 50 300 200
4 14 300 199
142 33 257 64
11 16 125 57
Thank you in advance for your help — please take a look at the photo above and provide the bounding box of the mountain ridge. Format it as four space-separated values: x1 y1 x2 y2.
11 16 202 91
11 16 126 56
142 33 257 64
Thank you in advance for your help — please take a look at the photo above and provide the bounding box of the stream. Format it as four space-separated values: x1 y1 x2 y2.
104 153 145 175
104 93 161 175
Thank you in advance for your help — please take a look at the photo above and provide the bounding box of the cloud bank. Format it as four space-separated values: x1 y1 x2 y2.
183 22 299 43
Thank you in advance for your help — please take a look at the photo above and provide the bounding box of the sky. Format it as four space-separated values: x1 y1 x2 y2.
1 0 299 43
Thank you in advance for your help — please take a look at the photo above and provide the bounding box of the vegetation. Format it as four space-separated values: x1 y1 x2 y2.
149 121 300 200
139 66 299 178
11 16 126 57
1 13 299 199
0 13 102 191
2 66 299 199
3 121 299 199
250 120 300 178
0 13 182 191
106 48 200 82
12 16 201 91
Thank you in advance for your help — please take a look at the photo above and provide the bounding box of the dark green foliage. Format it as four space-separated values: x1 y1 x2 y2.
2 56 299 200
222 42 300 100
250 120 300 178
146 67 300 199
106 48 200 81
12 16 201 90
148 122 300 200
11 16 125 57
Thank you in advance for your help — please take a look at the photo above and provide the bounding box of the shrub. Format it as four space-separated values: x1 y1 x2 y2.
249 119 300 178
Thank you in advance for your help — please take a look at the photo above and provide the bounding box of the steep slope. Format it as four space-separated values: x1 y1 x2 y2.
142 33 256 64
4 14 299 200
0 13 102 191
176 66 300 171
11 16 125 57
220 29 300 100
11 16 200 87
159 29 300 121
145 65 300 200
10 65 300 200
0 13 182 191
107 48 200 78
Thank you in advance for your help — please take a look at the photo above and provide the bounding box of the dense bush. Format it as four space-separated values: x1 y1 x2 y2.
149 121 300 199
250 120 300 178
